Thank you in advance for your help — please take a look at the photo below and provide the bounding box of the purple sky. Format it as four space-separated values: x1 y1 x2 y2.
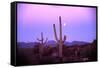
17 3 96 42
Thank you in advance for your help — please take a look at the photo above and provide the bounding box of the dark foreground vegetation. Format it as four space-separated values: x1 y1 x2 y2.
16 40 97 66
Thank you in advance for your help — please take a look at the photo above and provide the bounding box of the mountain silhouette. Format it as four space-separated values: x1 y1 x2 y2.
46 40 57 47
64 41 90 46
17 40 90 48
17 42 40 48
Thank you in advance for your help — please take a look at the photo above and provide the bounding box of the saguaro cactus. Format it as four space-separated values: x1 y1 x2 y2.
37 32 48 58
53 16 67 58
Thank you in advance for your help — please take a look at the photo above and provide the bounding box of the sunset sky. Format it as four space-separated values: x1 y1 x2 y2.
17 3 96 42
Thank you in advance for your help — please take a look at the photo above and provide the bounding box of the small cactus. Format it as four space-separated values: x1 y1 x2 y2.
37 32 48 45
37 32 48 59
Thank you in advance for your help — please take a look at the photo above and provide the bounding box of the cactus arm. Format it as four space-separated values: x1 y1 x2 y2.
41 32 44 43
44 38 48 44
59 16 63 57
53 24 58 42
59 16 62 42
63 35 66 43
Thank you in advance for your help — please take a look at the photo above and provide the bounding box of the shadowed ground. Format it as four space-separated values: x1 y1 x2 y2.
16 40 97 66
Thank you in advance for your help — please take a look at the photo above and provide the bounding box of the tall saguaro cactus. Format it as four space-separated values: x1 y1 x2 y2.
37 32 48 58
53 16 66 58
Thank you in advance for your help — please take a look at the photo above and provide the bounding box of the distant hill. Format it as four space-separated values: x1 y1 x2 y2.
46 40 57 47
17 40 91 48
64 41 90 46
17 42 40 48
